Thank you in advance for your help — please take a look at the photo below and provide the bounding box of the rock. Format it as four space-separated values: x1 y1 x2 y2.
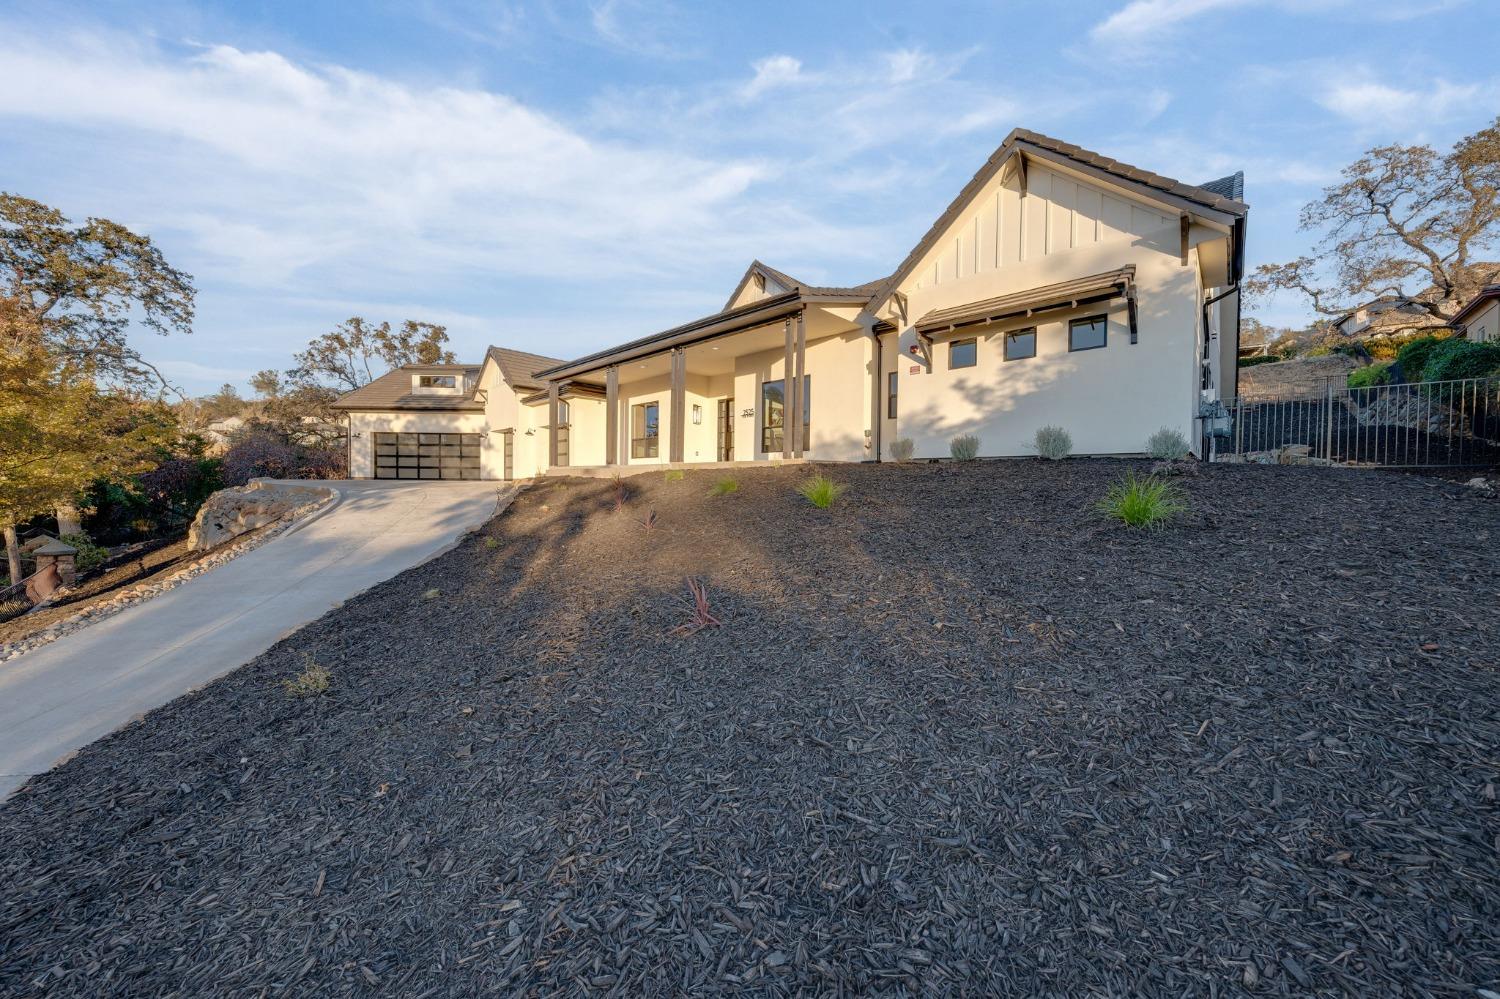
188 481 330 551
1468 477 1494 493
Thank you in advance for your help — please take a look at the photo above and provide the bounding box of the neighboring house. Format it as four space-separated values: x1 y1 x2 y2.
1450 285 1500 343
202 415 246 454
1328 298 1436 342
330 347 564 480
533 128 1248 468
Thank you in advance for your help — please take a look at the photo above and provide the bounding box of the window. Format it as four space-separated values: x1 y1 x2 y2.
886 370 898 419
761 376 810 453
949 337 977 369
631 401 659 458
418 374 456 388
557 400 570 425
1004 328 1037 361
1069 315 1108 352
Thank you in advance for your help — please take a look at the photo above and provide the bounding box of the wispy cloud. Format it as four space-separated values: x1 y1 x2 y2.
739 54 806 100
1318 77 1486 129
1090 0 1251 43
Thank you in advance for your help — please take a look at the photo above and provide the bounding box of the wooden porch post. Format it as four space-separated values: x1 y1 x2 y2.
781 317 794 459
864 320 882 462
669 348 686 464
792 308 807 457
605 365 619 466
547 381 560 469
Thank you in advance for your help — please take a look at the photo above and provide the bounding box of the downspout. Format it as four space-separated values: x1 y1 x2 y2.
1200 283 1239 462
858 315 881 462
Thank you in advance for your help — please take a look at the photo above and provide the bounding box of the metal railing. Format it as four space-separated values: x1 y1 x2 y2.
1217 375 1500 468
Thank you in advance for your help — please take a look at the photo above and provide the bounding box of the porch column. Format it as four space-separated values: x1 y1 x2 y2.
781 317 794 459
669 347 686 463
862 317 882 461
792 308 807 457
605 365 619 465
547 381 560 469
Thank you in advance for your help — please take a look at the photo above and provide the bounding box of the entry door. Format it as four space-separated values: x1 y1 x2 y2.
717 398 734 461
373 432 482 479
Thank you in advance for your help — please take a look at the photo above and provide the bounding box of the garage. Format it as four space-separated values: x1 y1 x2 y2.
373 432 482 479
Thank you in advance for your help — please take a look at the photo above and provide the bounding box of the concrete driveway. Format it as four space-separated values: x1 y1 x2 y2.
0 480 511 801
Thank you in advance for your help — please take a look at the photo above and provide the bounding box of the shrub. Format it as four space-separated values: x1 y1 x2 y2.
1347 362 1393 389
222 427 344 486
1393 334 1450 382
888 438 915 463
1035 425 1072 460
664 469 685 482
710 477 738 496
638 509 659 532
1238 355 1280 368
485 536 499 549
671 576 722 636
58 532 108 573
1096 474 1186 529
423 588 441 599
950 434 980 461
797 474 845 509
282 655 330 698
1145 427 1189 460
1422 338 1500 383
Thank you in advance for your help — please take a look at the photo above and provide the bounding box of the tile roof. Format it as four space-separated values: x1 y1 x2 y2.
723 260 890 312
330 364 485 411
1197 171 1245 202
485 346 566 391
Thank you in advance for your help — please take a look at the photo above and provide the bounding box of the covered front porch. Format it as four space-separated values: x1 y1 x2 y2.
536 290 880 472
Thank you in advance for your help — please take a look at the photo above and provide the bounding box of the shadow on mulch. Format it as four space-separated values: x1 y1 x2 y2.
1 460 1497 997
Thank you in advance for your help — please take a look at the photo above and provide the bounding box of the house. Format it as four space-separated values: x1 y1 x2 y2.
1328 297 1436 343
335 128 1249 479
329 347 565 479
1450 285 1500 343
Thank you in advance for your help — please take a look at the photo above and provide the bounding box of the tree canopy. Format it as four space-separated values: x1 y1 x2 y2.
1249 117 1500 332
290 317 456 392
0 193 195 391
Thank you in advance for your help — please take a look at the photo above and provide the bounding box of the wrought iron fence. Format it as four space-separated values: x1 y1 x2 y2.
1215 376 1500 468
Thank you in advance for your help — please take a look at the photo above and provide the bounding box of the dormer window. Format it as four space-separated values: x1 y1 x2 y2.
419 375 456 388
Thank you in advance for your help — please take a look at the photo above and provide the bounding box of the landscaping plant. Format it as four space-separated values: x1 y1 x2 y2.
888 438 915 463
1035 425 1072 460
710 477 738 496
1393 334 1449 381
1145 427 1190 461
611 474 629 512
1347 362 1393 389
797 474 845 509
638 509 659 532
281 655 330 698
950 434 980 461
671 576 722 636
1421 338 1500 383
1097 473 1186 529
664 469 685 482
58 532 108 573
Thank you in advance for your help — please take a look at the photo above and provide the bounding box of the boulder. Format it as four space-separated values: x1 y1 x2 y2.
188 481 330 550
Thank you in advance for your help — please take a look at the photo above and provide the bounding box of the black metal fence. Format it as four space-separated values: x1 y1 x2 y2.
1218 376 1500 468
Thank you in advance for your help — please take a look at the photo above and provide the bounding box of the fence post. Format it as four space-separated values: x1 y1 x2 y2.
1324 379 1335 461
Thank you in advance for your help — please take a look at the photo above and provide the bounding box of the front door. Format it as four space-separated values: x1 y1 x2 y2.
717 398 734 461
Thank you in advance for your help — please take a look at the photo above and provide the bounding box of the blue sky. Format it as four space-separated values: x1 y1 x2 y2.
1 0 1496 395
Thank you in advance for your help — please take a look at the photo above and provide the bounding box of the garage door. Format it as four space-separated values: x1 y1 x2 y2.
373 432 482 479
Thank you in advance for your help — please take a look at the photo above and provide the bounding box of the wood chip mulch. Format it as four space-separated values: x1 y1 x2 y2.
1 460 1496 996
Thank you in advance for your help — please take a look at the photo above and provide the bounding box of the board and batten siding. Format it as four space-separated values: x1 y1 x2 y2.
911 164 1179 291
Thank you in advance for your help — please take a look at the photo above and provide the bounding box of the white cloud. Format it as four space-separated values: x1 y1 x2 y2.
1090 0 1251 42
740 55 805 100
1318 78 1483 128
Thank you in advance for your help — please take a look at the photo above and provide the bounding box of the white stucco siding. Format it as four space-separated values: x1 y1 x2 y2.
729 331 872 462
893 228 1202 459
345 410 496 478
1465 300 1499 342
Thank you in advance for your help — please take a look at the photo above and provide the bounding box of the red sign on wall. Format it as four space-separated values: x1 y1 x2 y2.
909 365 921 375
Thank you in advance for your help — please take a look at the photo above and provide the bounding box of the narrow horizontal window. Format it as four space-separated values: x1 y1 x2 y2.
1069 316 1108 352
949 337 977 369
1004 328 1037 361
418 374 456 388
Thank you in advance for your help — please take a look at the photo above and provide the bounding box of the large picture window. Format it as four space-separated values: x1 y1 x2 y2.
761 375 810 453
631 401 659 458
1069 315 1108 352
1004 328 1037 361
949 337 977 369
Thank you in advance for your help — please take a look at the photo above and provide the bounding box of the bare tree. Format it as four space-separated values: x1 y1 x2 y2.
289 317 456 392
1249 117 1500 333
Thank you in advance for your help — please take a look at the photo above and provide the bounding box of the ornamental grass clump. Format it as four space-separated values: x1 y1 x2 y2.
710 476 739 496
282 655 331 698
1097 473 1186 529
950 434 980 461
1145 426 1190 460
1035 425 1072 460
797 474 845 509
888 437 915 463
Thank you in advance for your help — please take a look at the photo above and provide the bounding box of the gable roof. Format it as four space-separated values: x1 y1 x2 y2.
1451 284 1500 327
723 259 890 312
1198 171 1245 202
864 127 1249 317
485 346 565 391
330 364 484 411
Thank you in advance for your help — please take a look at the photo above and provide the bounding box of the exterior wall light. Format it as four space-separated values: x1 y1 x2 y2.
691 404 703 425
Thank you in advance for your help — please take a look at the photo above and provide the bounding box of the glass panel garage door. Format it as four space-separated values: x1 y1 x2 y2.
373 432 482 479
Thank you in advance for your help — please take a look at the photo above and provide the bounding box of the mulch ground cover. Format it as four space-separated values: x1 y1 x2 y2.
1 460 1496 996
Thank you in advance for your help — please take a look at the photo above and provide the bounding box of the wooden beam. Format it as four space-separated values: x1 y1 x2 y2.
1180 214 1191 266
547 381 560 469
605 365 619 465
668 348 686 463
792 308 807 457
782 317 793 459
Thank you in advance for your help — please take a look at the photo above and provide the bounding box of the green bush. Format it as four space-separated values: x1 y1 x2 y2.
58 532 108 573
797 474 845 509
1145 427 1189 460
710 476 738 496
1347 362 1393 389
1096 474 1186 529
888 438 915 463
949 434 980 461
1238 355 1280 368
1421 338 1500 383
1393 334 1450 381
1035 425 1072 460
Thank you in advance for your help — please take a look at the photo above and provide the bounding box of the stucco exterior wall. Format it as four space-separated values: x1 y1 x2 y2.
727 331 871 462
1464 300 1499 342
